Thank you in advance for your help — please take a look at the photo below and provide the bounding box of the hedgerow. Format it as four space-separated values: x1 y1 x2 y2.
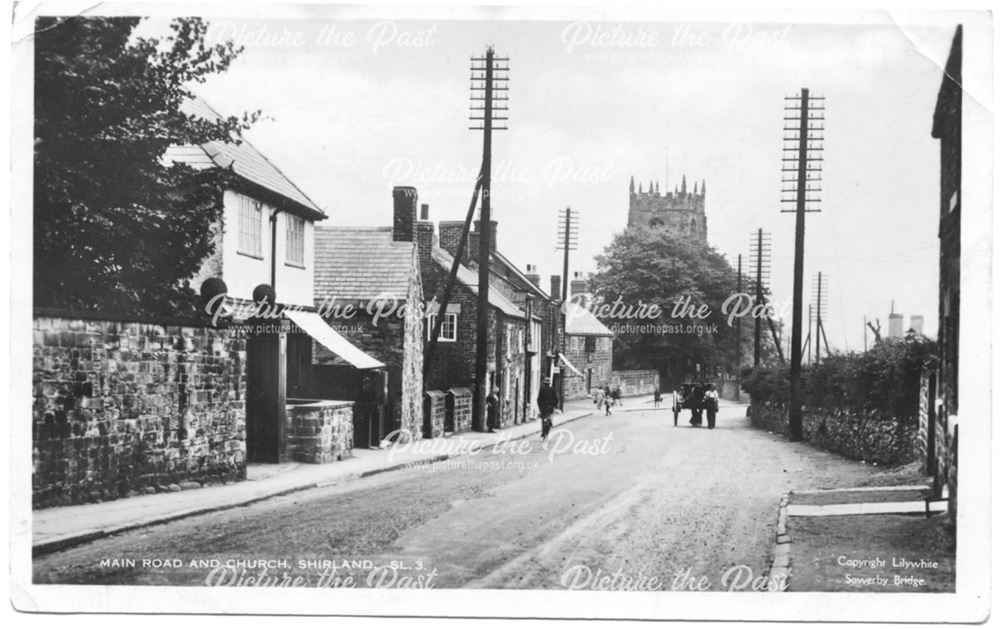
741 334 936 426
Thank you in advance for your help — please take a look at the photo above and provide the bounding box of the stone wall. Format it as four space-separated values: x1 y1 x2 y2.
286 401 353 464
32 312 246 508
717 377 750 403
946 422 958 530
399 249 426 440
447 387 473 434
563 335 613 400
496 318 528 427
748 402 916 467
424 390 446 439
313 292 423 441
610 369 661 397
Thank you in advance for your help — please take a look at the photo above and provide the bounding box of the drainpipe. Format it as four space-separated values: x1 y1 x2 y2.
269 208 280 293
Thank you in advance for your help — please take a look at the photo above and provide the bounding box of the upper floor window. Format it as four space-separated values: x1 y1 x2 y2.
286 215 305 266
238 194 263 258
428 312 458 342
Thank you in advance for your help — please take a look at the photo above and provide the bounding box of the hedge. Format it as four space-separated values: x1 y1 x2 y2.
741 334 937 426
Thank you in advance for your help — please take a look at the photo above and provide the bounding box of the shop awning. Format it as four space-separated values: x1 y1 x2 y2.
285 310 386 370
558 352 585 378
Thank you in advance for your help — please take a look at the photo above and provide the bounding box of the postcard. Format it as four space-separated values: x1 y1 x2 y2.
9 2 992 622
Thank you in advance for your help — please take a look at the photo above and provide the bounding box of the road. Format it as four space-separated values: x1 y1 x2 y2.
34 403 885 590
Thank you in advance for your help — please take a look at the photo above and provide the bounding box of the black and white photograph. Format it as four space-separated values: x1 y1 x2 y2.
8 2 993 622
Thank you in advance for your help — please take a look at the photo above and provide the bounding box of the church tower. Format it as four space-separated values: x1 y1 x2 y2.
626 172 708 242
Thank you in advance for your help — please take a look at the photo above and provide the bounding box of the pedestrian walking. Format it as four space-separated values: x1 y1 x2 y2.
653 386 662 408
611 385 622 407
537 377 558 442
594 387 606 409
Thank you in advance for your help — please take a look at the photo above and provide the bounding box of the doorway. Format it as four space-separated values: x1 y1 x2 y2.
246 329 287 463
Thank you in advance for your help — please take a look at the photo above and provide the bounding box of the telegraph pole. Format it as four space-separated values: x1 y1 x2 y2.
781 88 824 442
469 47 509 432
750 229 772 366
812 272 827 364
735 254 743 370
556 206 578 410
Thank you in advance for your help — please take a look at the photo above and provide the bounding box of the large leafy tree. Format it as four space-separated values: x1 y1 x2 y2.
589 226 779 386
34 17 254 315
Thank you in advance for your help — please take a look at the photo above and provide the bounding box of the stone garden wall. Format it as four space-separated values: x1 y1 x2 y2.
286 401 353 464
610 369 661 397
748 402 917 466
32 311 246 508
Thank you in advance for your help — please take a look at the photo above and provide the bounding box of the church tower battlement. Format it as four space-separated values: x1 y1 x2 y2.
627 174 707 242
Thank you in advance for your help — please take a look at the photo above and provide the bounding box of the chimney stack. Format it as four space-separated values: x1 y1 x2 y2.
550 275 561 302
415 204 434 269
392 186 417 242
473 219 498 256
910 315 924 336
525 264 541 287
888 312 904 339
438 221 467 260
570 271 588 298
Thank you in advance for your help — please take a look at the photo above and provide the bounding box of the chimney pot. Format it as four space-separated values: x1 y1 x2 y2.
420 203 430 221
525 264 541 287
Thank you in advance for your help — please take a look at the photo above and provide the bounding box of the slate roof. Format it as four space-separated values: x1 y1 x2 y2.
431 248 527 319
164 96 326 219
314 227 417 302
565 302 614 336
491 251 551 300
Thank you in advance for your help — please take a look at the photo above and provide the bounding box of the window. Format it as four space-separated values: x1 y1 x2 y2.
286 215 305 266
428 313 458 342
585 337 596 353
238 194 263 258
529 321 541 352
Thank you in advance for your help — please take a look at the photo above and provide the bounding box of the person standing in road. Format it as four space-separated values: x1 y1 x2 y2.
537 377 558 442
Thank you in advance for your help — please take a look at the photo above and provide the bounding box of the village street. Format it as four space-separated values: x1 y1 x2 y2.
35 403 890 590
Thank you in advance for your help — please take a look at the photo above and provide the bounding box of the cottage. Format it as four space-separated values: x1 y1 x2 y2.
311 224 424 446
168 96 386 464
404 187 534 430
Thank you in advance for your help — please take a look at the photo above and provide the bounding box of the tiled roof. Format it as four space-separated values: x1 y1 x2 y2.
565 302 614 336
431 248 526 319
314 227 417 302
164 96 326 218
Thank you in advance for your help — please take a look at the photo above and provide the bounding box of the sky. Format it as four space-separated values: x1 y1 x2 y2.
168 11 963 353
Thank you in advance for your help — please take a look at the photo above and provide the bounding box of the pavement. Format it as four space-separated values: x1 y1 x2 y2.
34 396 633 556
777 484 955 592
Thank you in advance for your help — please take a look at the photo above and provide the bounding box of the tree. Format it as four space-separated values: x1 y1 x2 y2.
34 17 255 315
589 226 778 386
